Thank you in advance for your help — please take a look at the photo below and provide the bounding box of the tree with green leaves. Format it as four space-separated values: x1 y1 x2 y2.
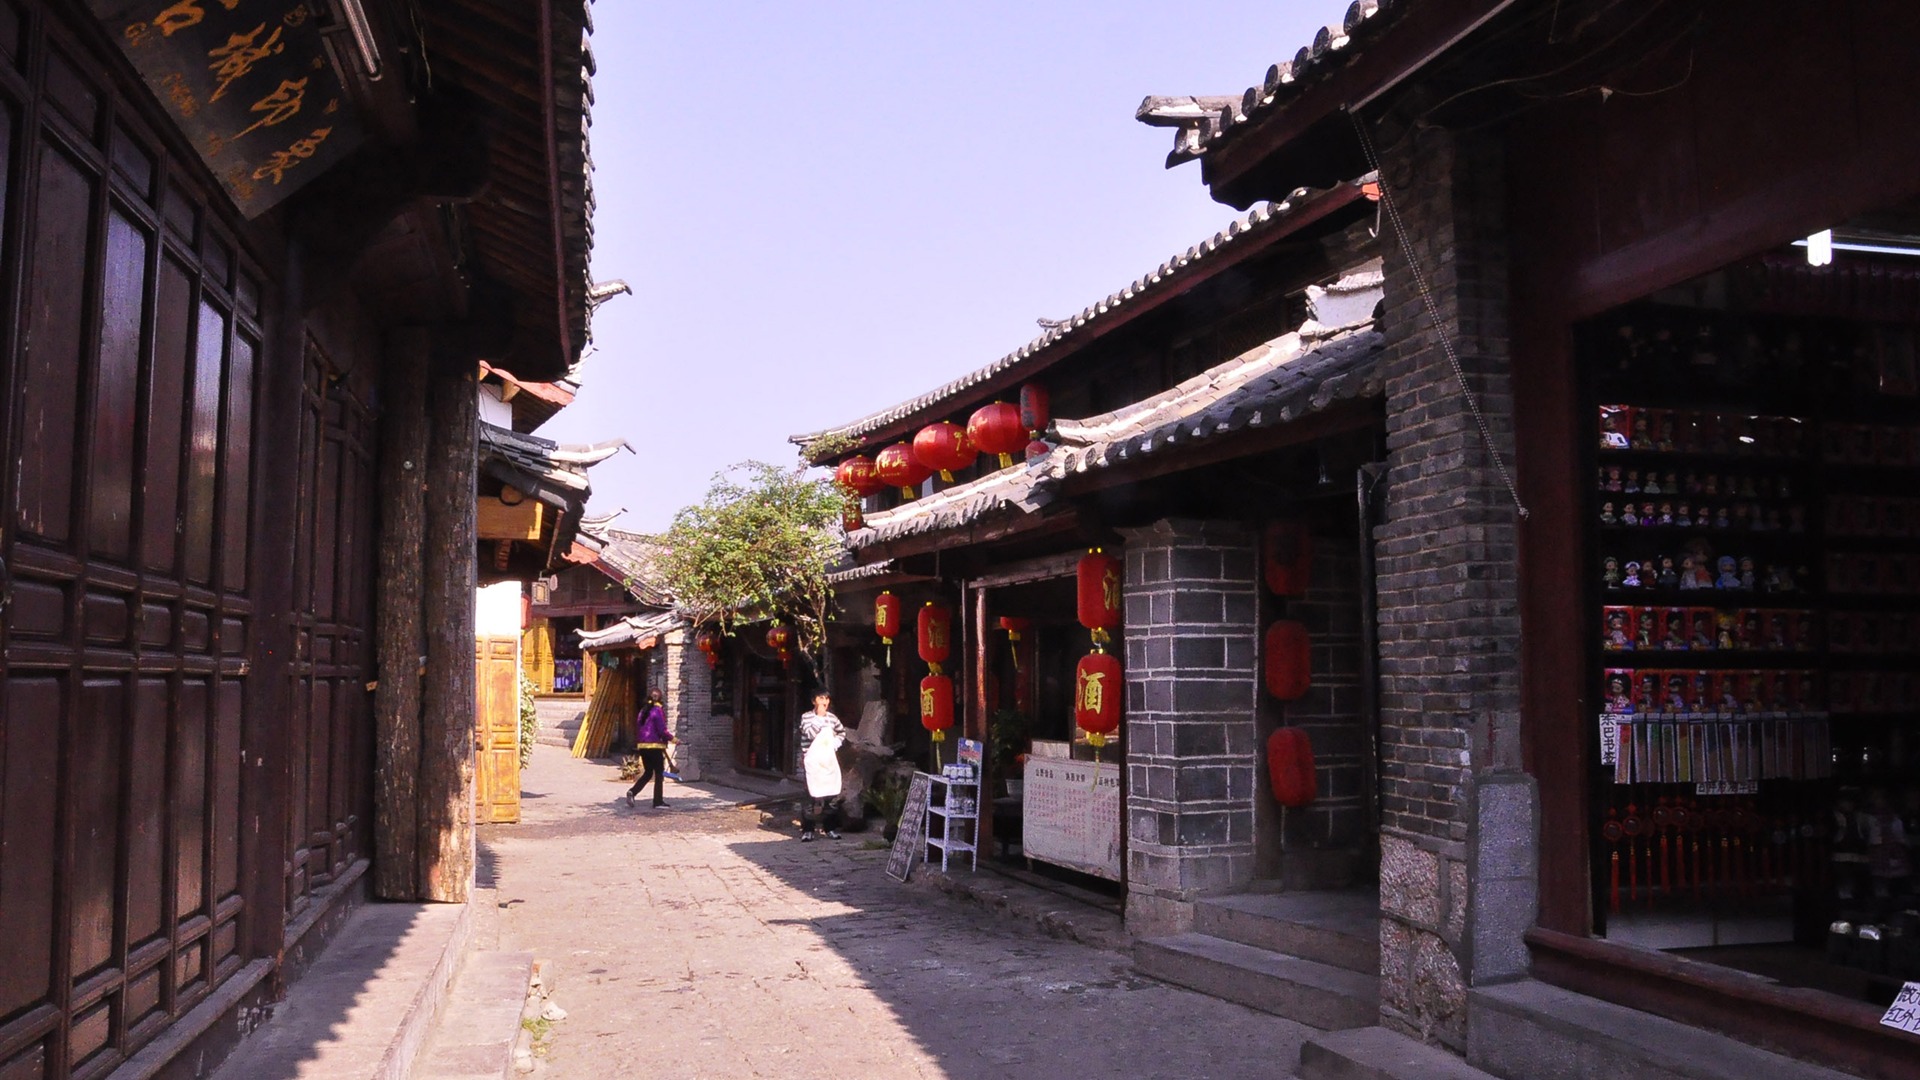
656 460 845 682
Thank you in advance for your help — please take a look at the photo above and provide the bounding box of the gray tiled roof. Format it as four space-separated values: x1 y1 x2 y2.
846 317 1383 550
577 524 673 606
577 609 685 652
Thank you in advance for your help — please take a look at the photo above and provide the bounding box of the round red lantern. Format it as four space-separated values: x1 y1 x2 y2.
1025 438 1050 463
835 455 886 498
1263 521 1313 596
1267 727 1317 807
967 402 1027 469
695 630 721 669
842 502 864 532
919 673 954 742
912 421 976 482
1077 548 1122 645
1074 651 1123 748
1263 619 1311 700
874 442 932 498
1019 383 1051 436
766 623 793 663
917 602 951 672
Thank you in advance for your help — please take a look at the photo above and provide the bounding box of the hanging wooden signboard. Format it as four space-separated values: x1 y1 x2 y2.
87 0 364 217
884 772 933 883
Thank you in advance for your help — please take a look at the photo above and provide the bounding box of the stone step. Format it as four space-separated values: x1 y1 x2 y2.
410 950 534 1080
1195 890 1379 975
1134 932 1377 1030
1467 980 1861 1080
1297 1026 1497 1080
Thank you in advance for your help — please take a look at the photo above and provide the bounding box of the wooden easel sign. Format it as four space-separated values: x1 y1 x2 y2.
885 773 933 883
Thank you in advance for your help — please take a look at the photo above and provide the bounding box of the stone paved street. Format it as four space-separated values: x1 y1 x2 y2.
476 743 1314 1079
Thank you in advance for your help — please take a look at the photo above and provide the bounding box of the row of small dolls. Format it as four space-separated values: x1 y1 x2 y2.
1602 553 1800 592
1599 499 1804 532
1602 606 1814 653
1826 495 1920 539
1603 666 1917 717
1599 405 1804 457
1599 465 1794 500
1825 550 1920 596
1604 714 1832 786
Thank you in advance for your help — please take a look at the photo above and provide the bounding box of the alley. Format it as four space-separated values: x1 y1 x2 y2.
475 745 1314 1079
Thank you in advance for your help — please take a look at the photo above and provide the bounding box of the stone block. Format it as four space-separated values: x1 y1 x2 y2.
1380 835 1441 928
1471 775 1536 881
1124 889 1193 937
1467 875 1535 984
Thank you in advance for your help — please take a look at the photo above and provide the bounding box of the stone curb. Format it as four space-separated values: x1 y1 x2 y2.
910 866 1132 953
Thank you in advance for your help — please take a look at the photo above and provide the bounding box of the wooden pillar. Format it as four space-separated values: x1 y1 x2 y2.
418 359 478 901
372 329 430 899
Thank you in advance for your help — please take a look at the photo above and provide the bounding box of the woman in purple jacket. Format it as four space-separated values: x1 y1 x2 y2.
626 689 674 808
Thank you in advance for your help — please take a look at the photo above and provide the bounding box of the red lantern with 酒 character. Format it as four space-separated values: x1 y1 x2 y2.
765 623 793 663
1077 548 1122 645
1019 383 1051 436
1074 651 1123 749
920 673 954 742
835 455 886 498
875 592 902 644
967 402 1027 469
912 421 976 482
1267 727 1317 807
1264 619 1310 700
1263 521 1313 596
917 602 951 672
695 630 721 669
875 442 932 498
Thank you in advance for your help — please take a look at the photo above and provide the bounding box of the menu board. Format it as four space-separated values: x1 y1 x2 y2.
884 773 932 883
1022 759 1121 881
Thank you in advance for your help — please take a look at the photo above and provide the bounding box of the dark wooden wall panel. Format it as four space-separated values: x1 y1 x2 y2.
88 211 144 561
17 148 90 543
0 678 62 1018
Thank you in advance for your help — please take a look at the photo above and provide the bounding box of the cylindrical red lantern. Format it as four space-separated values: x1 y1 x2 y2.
1074 651 1123 748
912 421 976 482
967 402 1027 469
695 630 721 669
1019 382 1051 436
1025 438 1050 463
1267 727 1317 808
874 442 932 498
919 674 954 742
1264 619 1311 700
835 455 886 498
766 623 793 663
1077 548 1122 645
917 602 951 672
874 592 902 644
1263 521 1313 596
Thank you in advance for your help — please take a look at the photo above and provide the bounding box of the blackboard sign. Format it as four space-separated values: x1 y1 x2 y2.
884 772 932 883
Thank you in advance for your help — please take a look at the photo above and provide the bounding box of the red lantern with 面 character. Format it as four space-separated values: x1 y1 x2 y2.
917 602 952 673
912 421 976 481
1264 619 1310 700
875 442 932 498
1074 651 1123 749
920 674 954 742
1266 727 1317 807
1263 521 1313 596
967 402 1027 469
1019 383 1051 436
835 455 885 498
1077 548 1122 646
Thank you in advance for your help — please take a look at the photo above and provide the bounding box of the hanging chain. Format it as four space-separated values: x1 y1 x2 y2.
1348 110 1529 521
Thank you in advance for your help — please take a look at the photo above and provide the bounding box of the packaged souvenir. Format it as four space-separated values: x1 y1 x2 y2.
1792 610 1816 651
1737 609 1762 651
1763 609 1791 651
1603 607 1634 651
1660 607 1690 650
1598 405 1632 450
1636 671 1664 714
1603 669 1636 714
1634 608 1658 651
1629 411 1657 450
1714 610 1738 651
1855 612 1884 654
1688 608 1716 651
1829 611 1856 654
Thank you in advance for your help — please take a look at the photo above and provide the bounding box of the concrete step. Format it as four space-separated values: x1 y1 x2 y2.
409 950 534 1080
1134 932 1377 1030
1467 980 1861 1080
1297 1026 1497 1080
1196 890 1379 975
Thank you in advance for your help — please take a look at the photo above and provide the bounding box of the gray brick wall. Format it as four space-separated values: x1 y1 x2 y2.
1119 518 1262 935
1370 124 1530 1048
657 629 723 782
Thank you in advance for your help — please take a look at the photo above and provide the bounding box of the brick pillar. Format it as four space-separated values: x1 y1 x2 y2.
660 629 719 782
1120 518 1261 936
1371 124 1533 1048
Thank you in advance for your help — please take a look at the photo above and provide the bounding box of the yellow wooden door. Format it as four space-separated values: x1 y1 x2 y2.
475 635 523 823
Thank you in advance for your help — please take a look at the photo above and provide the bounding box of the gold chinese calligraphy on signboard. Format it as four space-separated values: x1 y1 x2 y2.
87 0 362 217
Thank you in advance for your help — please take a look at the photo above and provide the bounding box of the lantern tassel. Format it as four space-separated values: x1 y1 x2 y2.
998 453 1013 469
900 486 916 500
939 470 954 482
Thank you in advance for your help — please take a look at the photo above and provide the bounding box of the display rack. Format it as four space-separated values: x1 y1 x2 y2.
925 771 980 873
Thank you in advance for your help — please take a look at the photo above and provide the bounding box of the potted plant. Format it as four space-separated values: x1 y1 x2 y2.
989 708 1030 797
863 770 909 842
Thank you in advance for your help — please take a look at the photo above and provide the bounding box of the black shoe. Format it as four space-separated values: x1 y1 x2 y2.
625 792 634 807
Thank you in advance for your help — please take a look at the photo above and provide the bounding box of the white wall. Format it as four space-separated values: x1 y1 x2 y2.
476 580 524 638
478 384 515 428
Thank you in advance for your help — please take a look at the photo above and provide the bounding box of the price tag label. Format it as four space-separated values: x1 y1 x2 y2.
1881 981 1920 1036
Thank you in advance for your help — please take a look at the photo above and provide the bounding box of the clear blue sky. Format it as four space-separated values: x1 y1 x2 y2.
542 1 1350 532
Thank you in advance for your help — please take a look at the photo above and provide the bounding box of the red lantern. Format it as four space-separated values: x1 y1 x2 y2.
998 615 1031 671
875 442 932 498
1077 548 1122 645
1267 727 1317 807
835 455 886 498
967 402 1027 469
1074 651 1123 748
919 674 954 742
1025 438 1050 463
1263 521 1313 596
842 502 864 532
912 421 976 482
1264 619 1311 700
766 623 793 663
917 602 951 672
1019 382 1051 436
695 630 721 669
874 592 902 644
